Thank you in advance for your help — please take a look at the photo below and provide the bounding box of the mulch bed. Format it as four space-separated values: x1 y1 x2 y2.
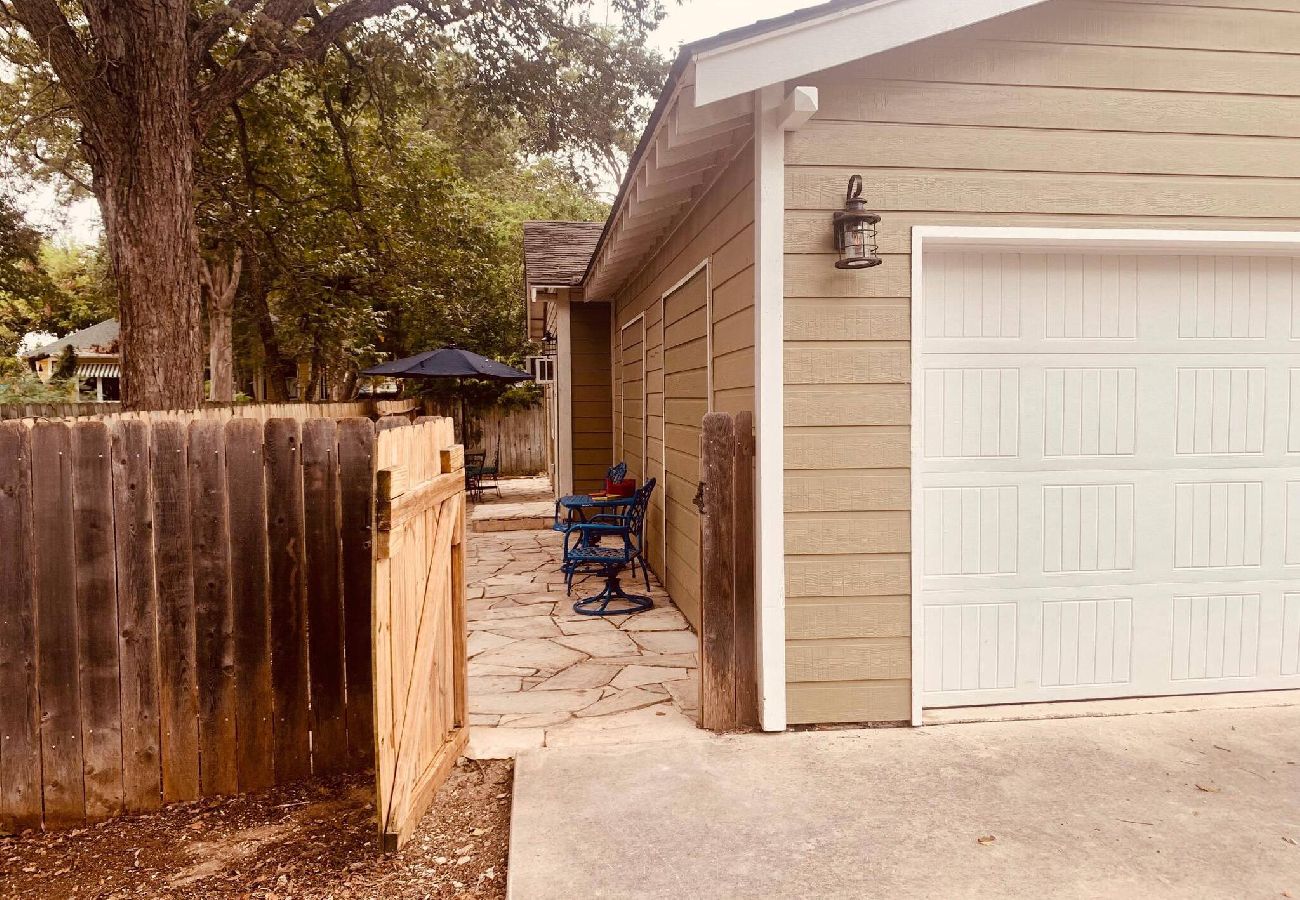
0 759 512 899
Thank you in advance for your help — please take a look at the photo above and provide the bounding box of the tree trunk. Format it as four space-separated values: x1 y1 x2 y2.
201 248 242 403
244 250 293 401
85 3 203 411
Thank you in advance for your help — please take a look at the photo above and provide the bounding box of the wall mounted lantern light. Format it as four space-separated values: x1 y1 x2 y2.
832 174 882 270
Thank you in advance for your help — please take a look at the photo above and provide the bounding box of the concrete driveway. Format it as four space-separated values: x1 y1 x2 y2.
509 700 1300 899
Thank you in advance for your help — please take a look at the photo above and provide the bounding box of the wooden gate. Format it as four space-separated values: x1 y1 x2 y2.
371 418 469 851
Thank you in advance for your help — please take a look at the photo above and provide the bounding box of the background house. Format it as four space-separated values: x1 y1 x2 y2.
527 0 1300 732
23 317 121 401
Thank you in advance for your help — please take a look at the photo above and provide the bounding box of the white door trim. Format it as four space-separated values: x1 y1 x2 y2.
617 311 648 478
556 295 574 496
910 226 1300 727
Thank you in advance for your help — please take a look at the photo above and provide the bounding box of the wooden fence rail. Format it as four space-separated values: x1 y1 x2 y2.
698 411 758 732
0 399 420 422
0 412 420 833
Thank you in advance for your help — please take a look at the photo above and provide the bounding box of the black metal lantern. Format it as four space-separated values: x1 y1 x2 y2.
832 174 882 270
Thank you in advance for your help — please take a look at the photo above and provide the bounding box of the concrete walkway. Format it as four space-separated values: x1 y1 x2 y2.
509 702 1300 899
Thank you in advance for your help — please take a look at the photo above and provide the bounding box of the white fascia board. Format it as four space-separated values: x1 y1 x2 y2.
692 0 1050 105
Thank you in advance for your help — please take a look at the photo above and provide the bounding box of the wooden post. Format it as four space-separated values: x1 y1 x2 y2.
699 413 737 732
732 410 759 728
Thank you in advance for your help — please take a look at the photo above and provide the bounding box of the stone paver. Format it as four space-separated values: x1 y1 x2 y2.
464 523 700 759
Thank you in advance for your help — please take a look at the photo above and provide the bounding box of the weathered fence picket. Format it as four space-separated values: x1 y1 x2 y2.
423 399 547 476
0 410 467 836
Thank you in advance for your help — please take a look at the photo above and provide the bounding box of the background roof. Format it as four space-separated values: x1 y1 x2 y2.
22 318 120 359
523 221 604 288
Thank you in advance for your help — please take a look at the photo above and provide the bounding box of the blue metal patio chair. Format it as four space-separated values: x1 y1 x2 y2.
563 478 656 616
607 460 628 486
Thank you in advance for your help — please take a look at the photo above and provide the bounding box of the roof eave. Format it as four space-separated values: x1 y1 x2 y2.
692 0 1050 104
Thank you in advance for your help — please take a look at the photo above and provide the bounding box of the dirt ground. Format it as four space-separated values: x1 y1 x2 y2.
0 759 512 900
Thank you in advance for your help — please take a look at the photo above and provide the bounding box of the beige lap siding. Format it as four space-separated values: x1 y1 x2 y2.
571 302 613 494
610 146 756 630
617 319 646 482
782 0 1300 725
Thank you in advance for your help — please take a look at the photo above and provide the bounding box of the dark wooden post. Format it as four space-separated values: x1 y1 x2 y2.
732 410 758 728
699 413 737 731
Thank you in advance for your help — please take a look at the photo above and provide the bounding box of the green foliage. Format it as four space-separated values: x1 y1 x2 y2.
53 343 77 378
2 3 668 400
0 193 60 356
40 242 116 334
0 373 76 404
0 195 115 360
196 24 658 399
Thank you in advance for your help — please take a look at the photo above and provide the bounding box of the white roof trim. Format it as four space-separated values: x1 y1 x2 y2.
692 0 1051 105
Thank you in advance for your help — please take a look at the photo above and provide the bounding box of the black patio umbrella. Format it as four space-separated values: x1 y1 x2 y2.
362 346 531 446
362 346 531 381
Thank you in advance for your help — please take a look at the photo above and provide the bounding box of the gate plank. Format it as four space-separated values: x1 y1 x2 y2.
189 419 237 796
225 418 274 792
30 421 86 826
265 418 311 782
303 418 348 774
732 410 758 729
71 421 124 819
151 419 200 801
110 419 162 813
0 422 41 831
338 418 376 768
699 413 738 732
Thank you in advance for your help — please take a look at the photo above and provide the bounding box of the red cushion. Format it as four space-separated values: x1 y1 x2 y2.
605 477 636 498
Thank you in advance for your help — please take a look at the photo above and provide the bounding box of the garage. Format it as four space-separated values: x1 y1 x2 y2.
914 236 1300 711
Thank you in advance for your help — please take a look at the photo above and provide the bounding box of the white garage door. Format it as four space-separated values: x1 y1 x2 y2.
916 247 1300 709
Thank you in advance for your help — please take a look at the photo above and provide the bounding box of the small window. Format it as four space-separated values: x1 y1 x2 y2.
526 355 556 383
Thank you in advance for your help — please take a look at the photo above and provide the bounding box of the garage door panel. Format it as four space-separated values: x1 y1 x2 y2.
918 247 1300 710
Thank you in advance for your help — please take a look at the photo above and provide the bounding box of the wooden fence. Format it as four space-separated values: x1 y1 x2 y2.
372 418 468 850
0 399 420 422
423 400 546 476
697 411 758 732
0 411 467 838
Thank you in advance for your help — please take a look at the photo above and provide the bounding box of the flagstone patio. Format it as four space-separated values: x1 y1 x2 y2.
464 527 704 759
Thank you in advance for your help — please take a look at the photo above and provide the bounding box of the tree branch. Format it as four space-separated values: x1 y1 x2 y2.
188 0 262 73
192 0 418 136
8 0 120 138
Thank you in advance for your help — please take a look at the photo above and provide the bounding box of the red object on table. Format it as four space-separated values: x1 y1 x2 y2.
605 477 636 498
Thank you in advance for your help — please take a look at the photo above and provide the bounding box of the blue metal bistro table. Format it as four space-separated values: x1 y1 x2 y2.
555 482 657 616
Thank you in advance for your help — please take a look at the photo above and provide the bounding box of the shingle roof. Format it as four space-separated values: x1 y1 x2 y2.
22 318 120 359
523 221 604 289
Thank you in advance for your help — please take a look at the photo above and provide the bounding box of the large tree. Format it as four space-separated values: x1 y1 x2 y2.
0 1 663 409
